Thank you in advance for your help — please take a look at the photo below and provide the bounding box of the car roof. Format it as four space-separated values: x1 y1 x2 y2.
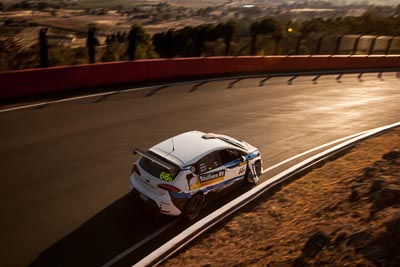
149 131 248 167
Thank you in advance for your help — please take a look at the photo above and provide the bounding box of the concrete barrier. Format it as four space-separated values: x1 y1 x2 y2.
0 55 399 100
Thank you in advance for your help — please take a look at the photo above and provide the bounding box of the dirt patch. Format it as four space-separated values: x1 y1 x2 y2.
162 128 400 266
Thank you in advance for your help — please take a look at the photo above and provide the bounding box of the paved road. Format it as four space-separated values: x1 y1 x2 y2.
0 73 399 267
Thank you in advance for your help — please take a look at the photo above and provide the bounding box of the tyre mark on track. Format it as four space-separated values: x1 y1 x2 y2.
259 77 271 87
145 85 169 97
94 92 120 103
227 78 242 89
189 81 208 93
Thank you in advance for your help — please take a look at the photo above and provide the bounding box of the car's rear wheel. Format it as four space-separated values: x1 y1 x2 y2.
245 161 262 184
183 194 204 220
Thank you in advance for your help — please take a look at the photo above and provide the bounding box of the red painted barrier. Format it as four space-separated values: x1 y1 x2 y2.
0 56 399 100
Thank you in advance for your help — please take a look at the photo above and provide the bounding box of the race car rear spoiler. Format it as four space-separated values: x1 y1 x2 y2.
133 149 175 172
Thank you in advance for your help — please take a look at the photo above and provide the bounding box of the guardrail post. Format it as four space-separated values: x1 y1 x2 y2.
368 36 379 55
315 35 324 55
39 28 48 68
385 36 394 55
87 27 99 64
333 35 343 55
351 35 362 55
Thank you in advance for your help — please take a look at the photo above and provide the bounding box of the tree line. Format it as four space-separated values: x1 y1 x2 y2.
1 11 400 71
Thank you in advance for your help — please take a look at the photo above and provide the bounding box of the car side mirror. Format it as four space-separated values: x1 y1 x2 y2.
186 173 194 180
241 156 246 162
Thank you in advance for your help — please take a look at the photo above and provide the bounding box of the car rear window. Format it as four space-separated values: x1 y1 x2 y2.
139 151 179 181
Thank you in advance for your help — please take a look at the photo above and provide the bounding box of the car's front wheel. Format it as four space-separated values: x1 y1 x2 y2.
245 160 262 184
183 194 204 220
255 160 262 176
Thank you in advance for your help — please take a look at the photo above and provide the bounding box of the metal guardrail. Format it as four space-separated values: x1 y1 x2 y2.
135 121 400 267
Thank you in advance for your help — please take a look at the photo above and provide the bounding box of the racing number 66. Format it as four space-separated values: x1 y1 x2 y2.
160 172 172 182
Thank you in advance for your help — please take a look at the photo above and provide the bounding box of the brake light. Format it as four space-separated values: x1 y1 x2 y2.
158 184 181 192
131 164 141 176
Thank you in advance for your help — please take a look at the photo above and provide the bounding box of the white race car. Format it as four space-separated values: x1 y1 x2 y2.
129 131 262 220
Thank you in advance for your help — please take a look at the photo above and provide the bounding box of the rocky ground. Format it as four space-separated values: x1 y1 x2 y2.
162 127 400 266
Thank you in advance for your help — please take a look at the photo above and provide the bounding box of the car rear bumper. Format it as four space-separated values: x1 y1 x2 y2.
130 188 160 212
129 174 182 216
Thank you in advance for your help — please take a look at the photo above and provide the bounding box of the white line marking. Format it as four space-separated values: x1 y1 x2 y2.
261 130 370 174
101 218 181 267
0 87 148 113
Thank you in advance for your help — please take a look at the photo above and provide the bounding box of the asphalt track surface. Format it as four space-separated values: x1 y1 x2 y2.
0 73 399 267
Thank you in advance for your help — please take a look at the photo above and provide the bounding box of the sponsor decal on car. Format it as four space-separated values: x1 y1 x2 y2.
189 177 201 191
199 170 225 186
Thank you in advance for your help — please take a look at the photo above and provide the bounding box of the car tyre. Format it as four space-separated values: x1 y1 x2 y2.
255 160 262 176
245 160 262 184
183 194 204 220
